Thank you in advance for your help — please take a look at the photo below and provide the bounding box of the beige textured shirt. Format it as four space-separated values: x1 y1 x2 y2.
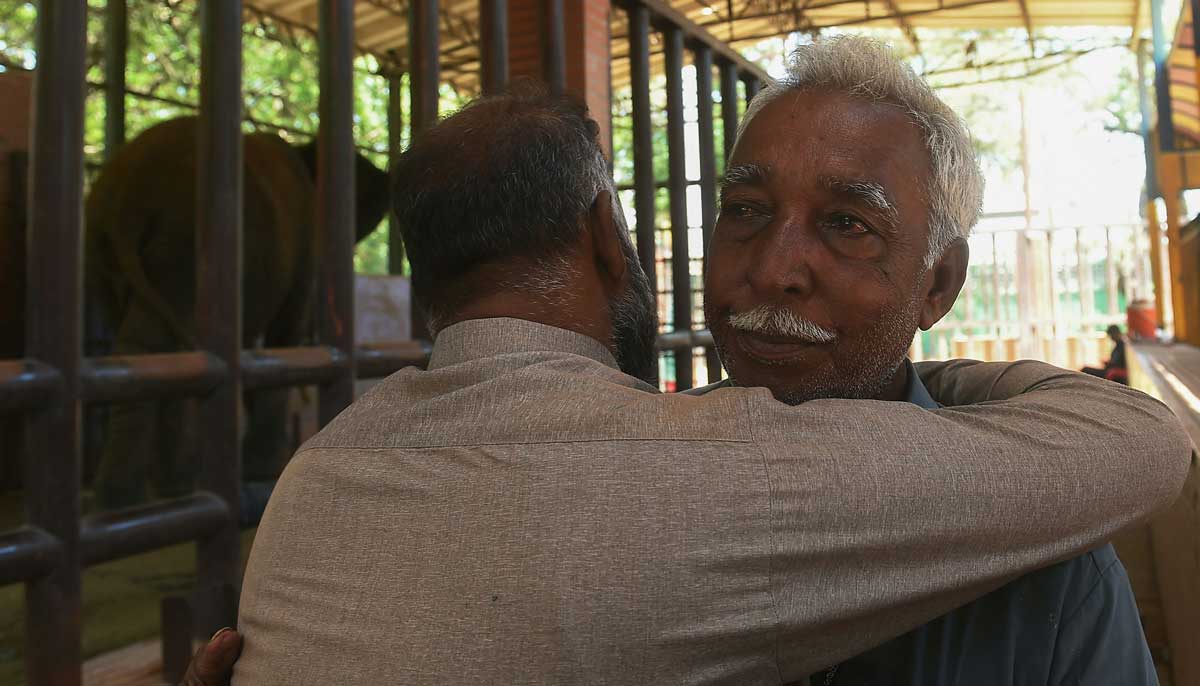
234 317 1190 685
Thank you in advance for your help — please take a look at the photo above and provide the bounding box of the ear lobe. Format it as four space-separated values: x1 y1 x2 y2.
588 190 628 296
918 238 969 331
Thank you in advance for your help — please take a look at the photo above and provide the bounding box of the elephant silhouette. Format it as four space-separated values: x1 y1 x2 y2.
85 116 391 510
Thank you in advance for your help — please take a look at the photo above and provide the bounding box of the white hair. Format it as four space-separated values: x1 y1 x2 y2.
741 35 984 267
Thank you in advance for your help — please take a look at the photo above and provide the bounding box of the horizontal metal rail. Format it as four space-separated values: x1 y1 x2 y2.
357 340 433 379
0 359 62 414
79 492 231 567
0 526 63 586
242 346 349 390
2 331 716 413
82 351 227 404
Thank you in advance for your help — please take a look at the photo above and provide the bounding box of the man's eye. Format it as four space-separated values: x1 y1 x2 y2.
823 213 871 236
722 202 762 219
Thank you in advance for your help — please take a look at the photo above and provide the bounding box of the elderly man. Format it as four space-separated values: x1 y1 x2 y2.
187 83 1187 685
700 36 1156 684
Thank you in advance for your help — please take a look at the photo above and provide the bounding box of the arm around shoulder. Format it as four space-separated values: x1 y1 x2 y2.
747 359 1191 678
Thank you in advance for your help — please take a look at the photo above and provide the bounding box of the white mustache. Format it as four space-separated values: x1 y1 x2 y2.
727 306 837 344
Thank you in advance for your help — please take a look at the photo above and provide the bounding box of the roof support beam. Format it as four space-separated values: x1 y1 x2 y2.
882 0 921 54
1016 0 1036 57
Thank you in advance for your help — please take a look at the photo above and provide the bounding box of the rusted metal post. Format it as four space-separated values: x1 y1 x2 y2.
694 45 721 383
104 0 127 159
664 26 692 390
24 0 86 681
387 69 405 275
718 59 739 162
541 0 566 94
627 4 656 294
480 0 509 95
409 0 438 341
194 0 244 638
317 0 357 425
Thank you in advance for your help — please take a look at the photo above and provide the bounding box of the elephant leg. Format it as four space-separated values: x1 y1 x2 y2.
242 389 289 481
94 397 158 509
151 396 198 499
242 266 313 480
93 302 179 510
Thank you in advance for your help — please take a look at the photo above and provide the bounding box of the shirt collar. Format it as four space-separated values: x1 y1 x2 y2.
903 359 939 409
428 317 620 371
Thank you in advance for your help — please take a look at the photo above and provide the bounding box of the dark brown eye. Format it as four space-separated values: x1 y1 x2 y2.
824 213 870 236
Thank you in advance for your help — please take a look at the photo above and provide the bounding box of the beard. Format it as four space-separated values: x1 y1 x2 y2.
609 239 660 385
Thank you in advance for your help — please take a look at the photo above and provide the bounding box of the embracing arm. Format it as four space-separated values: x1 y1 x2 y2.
754 359 1191 678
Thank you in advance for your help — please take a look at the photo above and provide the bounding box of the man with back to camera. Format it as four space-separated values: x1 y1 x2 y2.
181 76 1189 684
695 36 1156 684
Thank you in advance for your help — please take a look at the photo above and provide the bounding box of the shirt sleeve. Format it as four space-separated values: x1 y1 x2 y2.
1050 548 1158 686
743 359 1191 679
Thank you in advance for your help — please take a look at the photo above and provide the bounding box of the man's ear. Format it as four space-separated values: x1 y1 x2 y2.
587 190 628 298
918 238 969 331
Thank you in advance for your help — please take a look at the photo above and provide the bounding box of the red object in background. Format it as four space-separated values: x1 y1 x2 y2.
1127 300 1158 340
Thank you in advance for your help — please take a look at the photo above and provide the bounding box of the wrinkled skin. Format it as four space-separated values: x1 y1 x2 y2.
705 90 967 405
85 117 390 509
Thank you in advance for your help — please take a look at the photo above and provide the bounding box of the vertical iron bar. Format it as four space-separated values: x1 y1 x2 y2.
317 0 356 425
409 0 438 341
541 0 566 95
25 0 86 680
194 0 243 637
480 0 509 95
628 5 656 294
694 46 721 383
387 70 405 275
664 26 692 390
409 0 439 135
743 75 761 106
104 0 127 159
719 59 739 163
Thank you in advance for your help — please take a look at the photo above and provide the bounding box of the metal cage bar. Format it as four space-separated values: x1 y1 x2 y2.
541 0 566 94
316 0 357 427
694 46 721 383
408 0 439 342
627 4 657 295
664 25 692 390
194 0 245 637
480 0 509 95
24 0 88 679
718 59 739 162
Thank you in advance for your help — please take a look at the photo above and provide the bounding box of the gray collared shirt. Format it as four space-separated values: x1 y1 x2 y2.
825 365 1157 685
232 318 1186 685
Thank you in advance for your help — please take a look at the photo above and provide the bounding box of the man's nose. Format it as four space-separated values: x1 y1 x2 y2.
746 223 816 298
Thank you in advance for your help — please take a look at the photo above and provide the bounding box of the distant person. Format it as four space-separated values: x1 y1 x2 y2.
1083 324 1128 384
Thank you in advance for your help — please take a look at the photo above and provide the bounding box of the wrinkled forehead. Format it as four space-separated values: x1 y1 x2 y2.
732 90 933 205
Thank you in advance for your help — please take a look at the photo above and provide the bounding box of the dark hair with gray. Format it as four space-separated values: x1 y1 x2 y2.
743 35 984 267
391 86 611 327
